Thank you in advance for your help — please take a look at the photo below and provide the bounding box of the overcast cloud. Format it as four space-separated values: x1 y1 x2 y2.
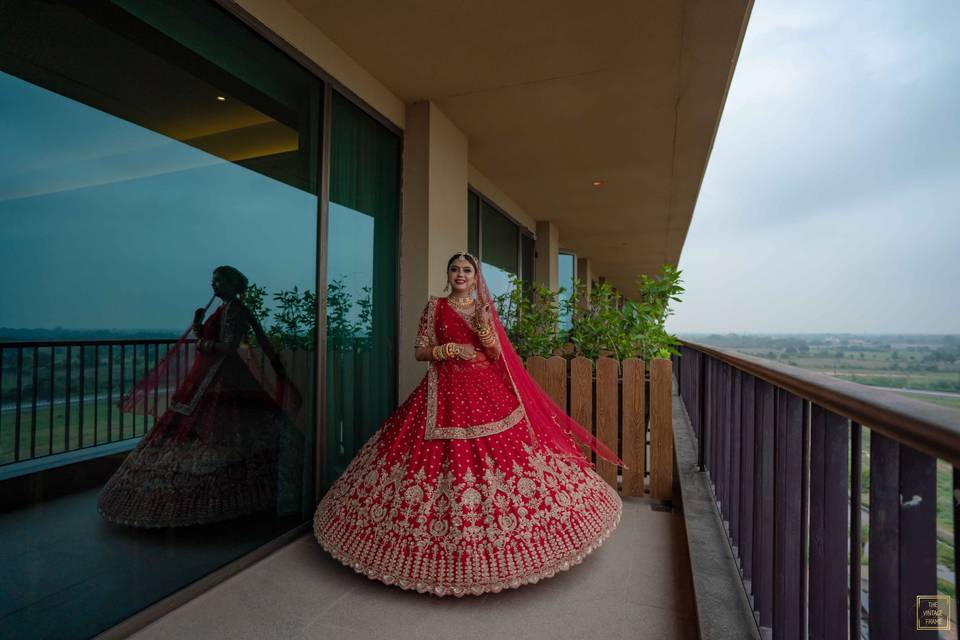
669 0 960 335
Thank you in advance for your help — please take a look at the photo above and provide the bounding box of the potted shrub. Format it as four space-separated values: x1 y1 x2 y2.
494 264 685 366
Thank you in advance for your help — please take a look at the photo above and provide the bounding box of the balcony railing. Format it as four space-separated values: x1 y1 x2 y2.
0 339 192 467
675 339 960 639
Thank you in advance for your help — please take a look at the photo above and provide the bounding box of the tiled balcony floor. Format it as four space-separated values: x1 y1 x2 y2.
132 496 697 640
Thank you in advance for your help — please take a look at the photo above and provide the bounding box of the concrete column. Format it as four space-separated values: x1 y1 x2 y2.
534 221 559 291
398 101 468 398
576 257 593 296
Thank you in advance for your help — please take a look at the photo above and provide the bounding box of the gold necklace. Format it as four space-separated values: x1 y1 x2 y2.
447 294 474 309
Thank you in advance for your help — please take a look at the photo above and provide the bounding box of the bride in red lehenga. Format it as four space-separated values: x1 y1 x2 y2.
314 252 624 597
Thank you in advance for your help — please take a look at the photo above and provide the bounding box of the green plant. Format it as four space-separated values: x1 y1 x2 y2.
633 264 684 360
504 263 685 364
494 274 566 359
568 281 636 361
243 283 269 325
270 286 316 350
326 277 361 352
244 281 317 351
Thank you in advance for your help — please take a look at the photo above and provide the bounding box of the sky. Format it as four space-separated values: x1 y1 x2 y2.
0 70 321 333
668 0 960 335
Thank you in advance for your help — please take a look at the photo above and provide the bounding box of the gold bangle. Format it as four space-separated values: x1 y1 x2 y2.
432 345 444 361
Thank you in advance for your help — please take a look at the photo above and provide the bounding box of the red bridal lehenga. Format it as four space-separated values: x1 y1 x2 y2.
98 300 301 528
314 263 624 597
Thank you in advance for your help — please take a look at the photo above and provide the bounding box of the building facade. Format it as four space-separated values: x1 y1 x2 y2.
0 1 750 637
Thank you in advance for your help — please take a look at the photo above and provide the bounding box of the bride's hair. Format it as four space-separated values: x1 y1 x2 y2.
446 252 480 271
214 265 249 297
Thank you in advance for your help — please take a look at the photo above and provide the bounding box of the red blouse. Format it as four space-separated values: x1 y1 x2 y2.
414 296 526 440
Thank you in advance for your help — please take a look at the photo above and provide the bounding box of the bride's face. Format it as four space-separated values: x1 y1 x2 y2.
447 259 476 296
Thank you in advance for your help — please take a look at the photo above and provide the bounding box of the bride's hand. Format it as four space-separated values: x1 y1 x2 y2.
476 302 493 330
459 344 478 360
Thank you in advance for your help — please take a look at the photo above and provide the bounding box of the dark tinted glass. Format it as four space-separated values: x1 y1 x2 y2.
325 91 400 491
0 2 318 637
480 202 519 299
468 190 480 256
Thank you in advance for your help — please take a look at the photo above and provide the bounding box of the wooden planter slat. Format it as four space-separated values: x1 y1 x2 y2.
545 356 567 410
569 357 594 462
621 358 645 496
526 356 547 392
595 358 619 488
523 354 674 501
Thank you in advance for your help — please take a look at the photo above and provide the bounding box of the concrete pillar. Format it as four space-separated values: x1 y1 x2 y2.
398 101 468 398
534 221 559 291
576 257 593 296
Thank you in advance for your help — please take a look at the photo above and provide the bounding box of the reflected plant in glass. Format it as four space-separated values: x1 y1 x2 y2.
271 287 316 351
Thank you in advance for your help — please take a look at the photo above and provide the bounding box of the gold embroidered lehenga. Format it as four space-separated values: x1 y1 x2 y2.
313 291 624 597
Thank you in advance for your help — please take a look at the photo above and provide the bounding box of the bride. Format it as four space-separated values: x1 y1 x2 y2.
314 252 624 597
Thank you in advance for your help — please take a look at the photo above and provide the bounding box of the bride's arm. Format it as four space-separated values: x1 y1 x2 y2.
479 337 501 361
415 344 480 361
474 303 501 361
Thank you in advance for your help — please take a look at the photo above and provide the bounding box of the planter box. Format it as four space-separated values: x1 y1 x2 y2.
524 355 673 501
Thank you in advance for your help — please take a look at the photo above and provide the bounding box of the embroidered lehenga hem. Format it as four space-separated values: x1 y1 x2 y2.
315 505 621 598
312 423 623 598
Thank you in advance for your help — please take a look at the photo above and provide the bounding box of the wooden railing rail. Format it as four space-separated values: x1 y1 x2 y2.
675 340 960 639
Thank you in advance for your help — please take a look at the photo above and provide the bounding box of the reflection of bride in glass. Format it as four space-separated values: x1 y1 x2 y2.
97 266 302 528
314 252 624 597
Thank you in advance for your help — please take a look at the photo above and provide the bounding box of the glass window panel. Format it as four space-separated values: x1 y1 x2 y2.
0 3 318 638
558 252 576 330
467 190 480 256
521 234 535 293
482 262 518 302
480 202 518 275
325 91 400 491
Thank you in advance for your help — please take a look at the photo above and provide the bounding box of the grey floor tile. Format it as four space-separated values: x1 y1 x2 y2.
135 501 700 640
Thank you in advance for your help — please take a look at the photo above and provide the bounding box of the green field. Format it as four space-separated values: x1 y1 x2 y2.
0 400 154 464
735 343 960 393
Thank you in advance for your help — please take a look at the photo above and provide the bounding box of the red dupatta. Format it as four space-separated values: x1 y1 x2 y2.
470 258 627 470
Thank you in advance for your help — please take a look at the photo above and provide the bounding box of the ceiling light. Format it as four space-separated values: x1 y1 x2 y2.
216 96 226 102
591 180 603 187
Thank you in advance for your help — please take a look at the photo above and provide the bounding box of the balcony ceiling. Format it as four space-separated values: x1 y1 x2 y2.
291 0 752 295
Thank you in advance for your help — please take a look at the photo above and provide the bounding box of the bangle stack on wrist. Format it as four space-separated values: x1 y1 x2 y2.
432 342 463 361
475 323 497 348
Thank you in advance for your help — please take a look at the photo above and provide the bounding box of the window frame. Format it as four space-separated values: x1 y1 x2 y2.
466 186 536 287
